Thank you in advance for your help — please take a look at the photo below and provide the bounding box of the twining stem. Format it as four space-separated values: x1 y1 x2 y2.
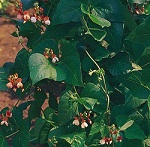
83 48 110 114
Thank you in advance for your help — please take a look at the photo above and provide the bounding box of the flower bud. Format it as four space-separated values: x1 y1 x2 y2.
17 82 23 88
45 20 51 25
31 16 37 23
6 82 13 89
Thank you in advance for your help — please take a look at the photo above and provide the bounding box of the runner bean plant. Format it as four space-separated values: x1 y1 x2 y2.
0 0 150 146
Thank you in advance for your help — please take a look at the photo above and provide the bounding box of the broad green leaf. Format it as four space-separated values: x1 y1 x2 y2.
105 22 124 51
122 5 137 31
12 120 29 147
77 97 97 110
0 67 9 90
124 124 146 140
91 0 124 22
10 48 30 79
28 53 66 85
85 28 107 42
120 120 134 131
32 39 58 55
123 139 144 147
81 4 111 28
39 122 52 144
107 52 132 75
125 41 145 62
126 16 150 45
90 120 109 137
81 83 106 105
0 137 9 147
58 43 83 86
21 0 37 10
116 115 131 128
28 89 47 119
89 9 111 28
19 21 41 47
125 91 147 112
117 69 150 99
52 0 82 25
60 132 86 147
139 54 150 69
58 91 79 125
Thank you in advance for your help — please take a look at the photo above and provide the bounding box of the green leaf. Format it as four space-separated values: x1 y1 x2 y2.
85 28 107 42
107 52 133 75
58 91 79 125
60 132 86 147
116 115 131 129
19 21 41 47
117 69 150 99
28 89 47 119
39 122 52 144
139 54 150 69
88 9 111 28
123 139 144 147
77 97 97 110
91 0 124 22
0 137 9 147
21 0 37 10
32 39 58 55
52 0 82 25
126 16 150 45
12 120 29 147
81 4 111 28
120 120 134 131
105 22 124 51
58 43 83 86
10 48 30 79
81 83 106 106
28 53 66 85
122 5 137 31
0 67 9 90
124 124 146 140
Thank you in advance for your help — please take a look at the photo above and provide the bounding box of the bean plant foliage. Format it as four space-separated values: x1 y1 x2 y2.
0 0 150 146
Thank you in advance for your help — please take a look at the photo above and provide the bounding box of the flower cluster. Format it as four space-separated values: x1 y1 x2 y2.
100 124 122 145
44 48 59 63
14 1 50 25
6 73 24 92
0 110 12 126
72 112 92 129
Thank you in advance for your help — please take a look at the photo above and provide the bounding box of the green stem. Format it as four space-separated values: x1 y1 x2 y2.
84 48 110 114
5 130 19 139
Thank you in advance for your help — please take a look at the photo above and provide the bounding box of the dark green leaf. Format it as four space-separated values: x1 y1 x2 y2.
61 132 86 147
126 16 150 45
28 89 47 119
0 137 9 147
58 91 79 125
77 97 97 110
124 124 146 140
21 0 37 10
81 83 106 105
32 39 58 55
29 53 66 84
107 52 132 76
85 28 107 42
12 120 29 147
58 43 83 86
0 67 9 90
52 0 82 25
117 69 150 99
